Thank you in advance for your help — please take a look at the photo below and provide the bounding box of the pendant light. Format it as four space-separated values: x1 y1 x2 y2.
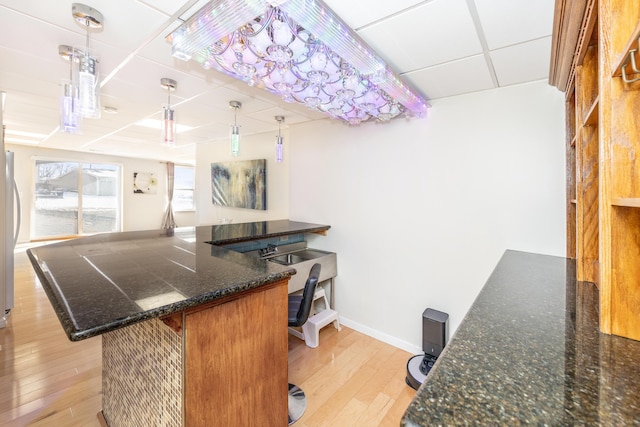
161 78 177 146
275 115 284 163
229 101 241 156
72 3 102 119
58 45 81 134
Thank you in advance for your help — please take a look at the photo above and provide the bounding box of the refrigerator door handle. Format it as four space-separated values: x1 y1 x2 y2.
13 179 20 247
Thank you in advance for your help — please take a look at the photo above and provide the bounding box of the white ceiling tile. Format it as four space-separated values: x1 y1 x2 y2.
77 2 169 52
248 107 312 128
0 8 80 74
473 0 555 49
0 50 65 99
490 37 552 87
322 0 426 29
403 54 495 99
137 0 198 16
357 0 483 72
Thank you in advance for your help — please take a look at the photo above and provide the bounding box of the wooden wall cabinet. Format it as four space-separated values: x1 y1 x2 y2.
551 0 640 341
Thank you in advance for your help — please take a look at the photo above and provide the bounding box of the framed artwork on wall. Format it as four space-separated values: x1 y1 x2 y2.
133 172 157 194
211 159 266 210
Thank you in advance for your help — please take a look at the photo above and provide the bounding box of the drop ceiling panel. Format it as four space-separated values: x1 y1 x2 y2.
248 107 312 128
0 9 81 68
137 0 201 16
0 63 61 103
490 37 552 87
322 0 425 29
183 122 231 142
103 57 216 102
403 54 495 99
357 0 483 72
76 2 170 51
184 85 278 116
39 134 94 151
474 0 555 49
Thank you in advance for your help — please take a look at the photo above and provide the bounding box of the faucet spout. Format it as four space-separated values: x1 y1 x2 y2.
259 244 278 258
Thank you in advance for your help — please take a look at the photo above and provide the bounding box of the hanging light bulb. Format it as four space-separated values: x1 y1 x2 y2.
229 101 241 156
72 3 102 119
160 78 177 146
58 45 81 134
275 115 284 163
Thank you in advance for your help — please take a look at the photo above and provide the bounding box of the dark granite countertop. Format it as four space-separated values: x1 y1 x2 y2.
401 250 640 426
27 220 329 341
203 219 330 245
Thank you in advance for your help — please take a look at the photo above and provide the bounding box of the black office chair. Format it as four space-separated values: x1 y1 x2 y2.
287 263 321 425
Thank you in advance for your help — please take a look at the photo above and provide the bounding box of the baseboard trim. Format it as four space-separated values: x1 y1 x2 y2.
338 316 422 355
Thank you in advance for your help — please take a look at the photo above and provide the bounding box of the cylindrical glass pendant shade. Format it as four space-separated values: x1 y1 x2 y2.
162 106 176 146
275 135 283 163
274 115 285 163
230 124 240 156
60 80 81 134
78 52 100 118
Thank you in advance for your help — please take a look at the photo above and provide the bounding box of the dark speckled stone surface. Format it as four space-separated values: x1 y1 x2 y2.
202 219 329 245
27 220 329 342
401 250 640 426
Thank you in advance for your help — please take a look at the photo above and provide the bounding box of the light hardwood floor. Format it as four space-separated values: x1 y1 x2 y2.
0 246 416 426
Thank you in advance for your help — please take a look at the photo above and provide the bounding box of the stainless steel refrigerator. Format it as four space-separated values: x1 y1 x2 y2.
1 119 21 328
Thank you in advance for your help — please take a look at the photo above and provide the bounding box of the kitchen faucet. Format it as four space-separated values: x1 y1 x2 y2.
259 244 278 258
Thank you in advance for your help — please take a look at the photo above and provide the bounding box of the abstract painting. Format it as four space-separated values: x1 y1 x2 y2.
133 172 157 194
211 159 266 210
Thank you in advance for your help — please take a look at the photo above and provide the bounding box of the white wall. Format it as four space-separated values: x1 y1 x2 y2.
289 80 566 353
195 131 290 225
6 144 195 242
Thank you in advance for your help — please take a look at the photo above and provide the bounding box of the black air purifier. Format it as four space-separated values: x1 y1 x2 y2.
406 308 449 390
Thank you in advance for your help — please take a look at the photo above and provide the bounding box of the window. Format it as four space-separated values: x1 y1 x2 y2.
33 160 121 239
173 165 195 211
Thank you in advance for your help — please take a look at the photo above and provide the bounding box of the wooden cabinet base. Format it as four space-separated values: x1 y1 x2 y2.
100 280 289 426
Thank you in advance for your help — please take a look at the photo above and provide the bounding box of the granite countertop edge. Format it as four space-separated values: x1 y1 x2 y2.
82 271 293 341
208 224 331 246
28 246 295 341
28 219 325 341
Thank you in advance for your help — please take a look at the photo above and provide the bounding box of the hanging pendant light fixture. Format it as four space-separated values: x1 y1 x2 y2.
275 115 284 163
161 78 177 146
229 101 241 156
169 0 428 125
58 45 81 134
72 3 102 119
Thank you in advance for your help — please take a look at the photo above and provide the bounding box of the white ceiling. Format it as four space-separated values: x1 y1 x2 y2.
0 0 555 164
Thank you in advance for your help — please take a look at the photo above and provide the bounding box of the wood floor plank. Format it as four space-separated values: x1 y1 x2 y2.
300 339 402 425
356 392 396 426
2 246 417 426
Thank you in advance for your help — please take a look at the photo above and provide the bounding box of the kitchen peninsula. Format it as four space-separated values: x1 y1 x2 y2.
27 220 330 427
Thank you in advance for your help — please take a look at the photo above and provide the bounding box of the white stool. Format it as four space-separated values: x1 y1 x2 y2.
288 288 341 348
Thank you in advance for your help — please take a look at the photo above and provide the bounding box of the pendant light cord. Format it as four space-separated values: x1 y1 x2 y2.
85 19 90 55
69 49 74 81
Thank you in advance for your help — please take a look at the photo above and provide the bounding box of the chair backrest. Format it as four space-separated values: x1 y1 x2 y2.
292 263 321 327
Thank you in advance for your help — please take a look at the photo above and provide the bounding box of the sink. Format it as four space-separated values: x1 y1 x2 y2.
266 248 337 293
268 253 306 265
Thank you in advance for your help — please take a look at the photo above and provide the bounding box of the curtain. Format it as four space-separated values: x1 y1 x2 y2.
161 162 177 229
